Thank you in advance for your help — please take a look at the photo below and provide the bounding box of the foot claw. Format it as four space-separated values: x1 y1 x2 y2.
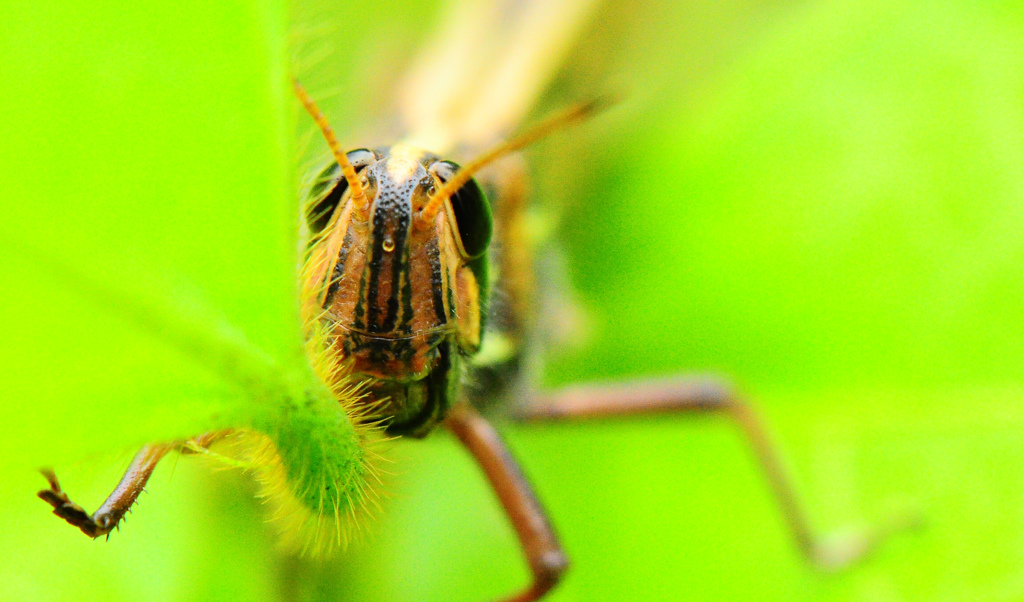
37 469 106 538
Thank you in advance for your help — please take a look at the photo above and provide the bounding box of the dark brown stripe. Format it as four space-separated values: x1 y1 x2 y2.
323 226 355 308
426 239 447 325
353 259 368 331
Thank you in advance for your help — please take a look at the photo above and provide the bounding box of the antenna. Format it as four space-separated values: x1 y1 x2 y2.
419 95 614 224
293 79 367 210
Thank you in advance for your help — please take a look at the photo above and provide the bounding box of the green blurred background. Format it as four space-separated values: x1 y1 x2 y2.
3 0 1024 600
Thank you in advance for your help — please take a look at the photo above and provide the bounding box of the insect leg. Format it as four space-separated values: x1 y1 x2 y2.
445 403 569 602
38 430 232 538
513 375 919 571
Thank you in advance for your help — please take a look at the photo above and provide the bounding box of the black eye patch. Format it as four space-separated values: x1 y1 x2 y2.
306 148 376 233
429 160 492 259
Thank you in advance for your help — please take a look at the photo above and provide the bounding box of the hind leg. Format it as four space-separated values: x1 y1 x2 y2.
514 375 919 570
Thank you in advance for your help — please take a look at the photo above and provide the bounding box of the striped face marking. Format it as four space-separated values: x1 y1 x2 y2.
306 145 483 389
358 155 428 337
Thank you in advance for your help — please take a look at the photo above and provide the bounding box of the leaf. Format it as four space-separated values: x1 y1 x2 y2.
0 0 293 464
0 1 317 598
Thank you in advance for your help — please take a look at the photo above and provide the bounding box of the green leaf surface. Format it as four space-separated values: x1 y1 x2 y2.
0 0 292 466
0 0 294 595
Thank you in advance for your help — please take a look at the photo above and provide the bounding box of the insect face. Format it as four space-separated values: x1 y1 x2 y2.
303 144 490 436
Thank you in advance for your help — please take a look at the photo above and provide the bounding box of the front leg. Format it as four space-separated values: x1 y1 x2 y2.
39 445 171 538
38 430 231 539
514 375 919 571
446 403 569 602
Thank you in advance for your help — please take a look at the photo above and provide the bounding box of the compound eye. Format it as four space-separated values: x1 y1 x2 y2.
429 160 492 258
306 148 377 233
